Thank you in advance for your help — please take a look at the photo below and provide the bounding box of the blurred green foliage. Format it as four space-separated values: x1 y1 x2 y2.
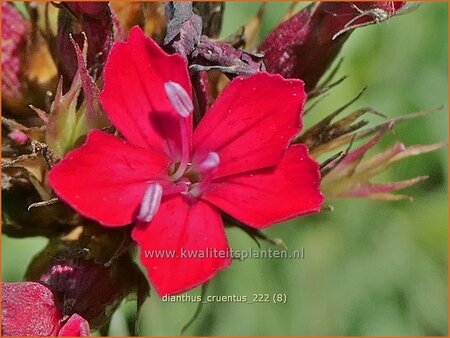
2 2 447 336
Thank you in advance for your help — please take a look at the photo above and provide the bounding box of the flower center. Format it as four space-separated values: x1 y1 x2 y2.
136 82 220 223
164 81 220 196
170 151 220 197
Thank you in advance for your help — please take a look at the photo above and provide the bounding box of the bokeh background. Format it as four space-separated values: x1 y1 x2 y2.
2 2 448 336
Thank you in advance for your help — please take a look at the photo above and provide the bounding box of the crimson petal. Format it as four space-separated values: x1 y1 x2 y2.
202 145 324 228
100 26 193 160
49 130 169 226
1 282 62 336
193 73 306 178
58 314 90 336
132 196 231 296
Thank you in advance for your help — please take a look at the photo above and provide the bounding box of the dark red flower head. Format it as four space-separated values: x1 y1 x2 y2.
49 26 323 296
1 282 90 336
65 2 109 16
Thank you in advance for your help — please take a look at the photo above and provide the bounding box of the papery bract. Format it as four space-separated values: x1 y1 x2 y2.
49 26 323 296
164 3 264 77
321 126 446 201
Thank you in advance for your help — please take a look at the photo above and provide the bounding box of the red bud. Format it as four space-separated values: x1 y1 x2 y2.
65 2 109 16
55 2 113 86
259 2 406 91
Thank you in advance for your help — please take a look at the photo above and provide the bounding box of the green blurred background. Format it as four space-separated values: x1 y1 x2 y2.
2 2 448 336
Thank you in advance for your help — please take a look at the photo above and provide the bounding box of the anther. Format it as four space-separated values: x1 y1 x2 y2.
137 182 163 223
198 152 220 172
165 81 193 181
164 81 193 118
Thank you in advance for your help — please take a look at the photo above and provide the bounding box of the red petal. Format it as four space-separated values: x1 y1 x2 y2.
100 26 193 160
1 282 62 336
132 196 231 296
58 314 90 336
48 130 169 226
193 73 306 178
202 145 324 228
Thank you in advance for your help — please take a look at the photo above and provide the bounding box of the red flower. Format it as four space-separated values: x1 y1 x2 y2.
48 26 323 296
1 282 90 336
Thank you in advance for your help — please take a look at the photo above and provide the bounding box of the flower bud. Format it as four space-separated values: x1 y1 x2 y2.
2 3 57 119
25 231 149 332
8 129 29 145
259 2 406 91
65 2 109 16
43 34 109 158
55 2 113 86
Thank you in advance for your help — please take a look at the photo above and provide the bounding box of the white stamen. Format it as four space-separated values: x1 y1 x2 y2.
164 81 192 181
137 182 163 222
164 81 193 118
170 117 190 181
198 152 220 172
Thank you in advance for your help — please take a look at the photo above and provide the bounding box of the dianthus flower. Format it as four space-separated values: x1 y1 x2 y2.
49 26 323 296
